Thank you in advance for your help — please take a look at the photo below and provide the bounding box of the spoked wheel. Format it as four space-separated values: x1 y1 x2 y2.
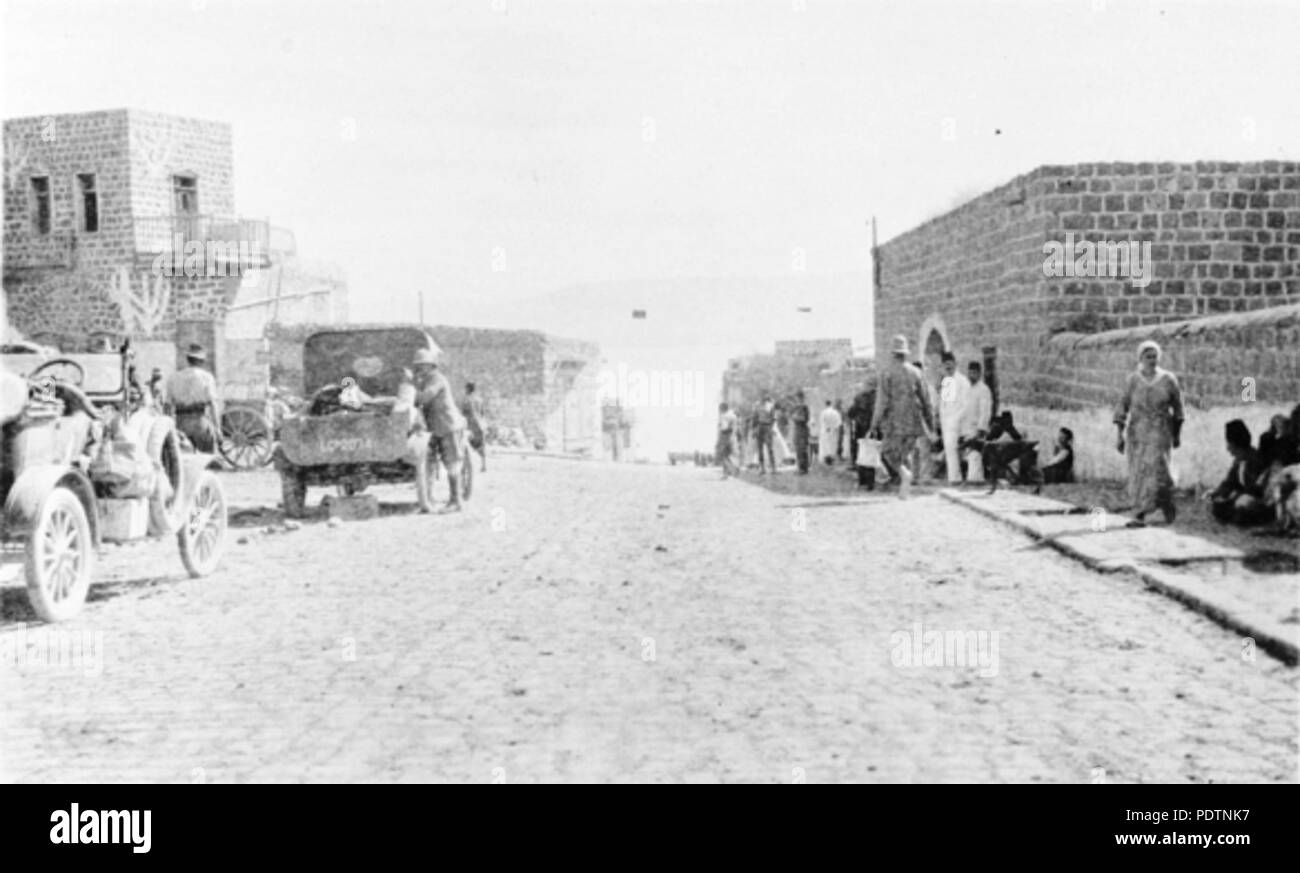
24 487 94 622
220 408 274 470
179 471 227 577
147 418 184 534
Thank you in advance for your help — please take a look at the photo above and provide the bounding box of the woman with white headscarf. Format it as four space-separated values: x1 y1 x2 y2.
1114 339 1185 525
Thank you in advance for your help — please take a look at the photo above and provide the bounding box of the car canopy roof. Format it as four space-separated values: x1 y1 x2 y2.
302 326 440 397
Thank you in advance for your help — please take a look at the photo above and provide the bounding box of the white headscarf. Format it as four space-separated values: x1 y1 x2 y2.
1138 339 1162 361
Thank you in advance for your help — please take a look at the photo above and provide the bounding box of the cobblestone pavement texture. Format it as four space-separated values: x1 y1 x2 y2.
1 457 1296 783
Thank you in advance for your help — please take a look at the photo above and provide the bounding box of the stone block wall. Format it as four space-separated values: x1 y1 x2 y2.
3 109 251 351
428 326 549 444
873 168 1051 400
1017 304 1300 486
126 110 235 239
430 326 601 453
3 110 135 342
874 161 1300 486
875 161 1300 408
1039 162 1300 333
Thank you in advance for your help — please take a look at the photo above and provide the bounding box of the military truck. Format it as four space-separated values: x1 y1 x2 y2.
273 325 472 517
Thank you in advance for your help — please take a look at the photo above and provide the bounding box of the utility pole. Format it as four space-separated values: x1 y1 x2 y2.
418 291 425 325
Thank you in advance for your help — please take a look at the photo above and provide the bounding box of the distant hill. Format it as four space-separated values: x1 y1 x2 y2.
424 273 873 357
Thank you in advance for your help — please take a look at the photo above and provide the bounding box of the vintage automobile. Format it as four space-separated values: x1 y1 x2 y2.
273 325 472 518
0 342 227 621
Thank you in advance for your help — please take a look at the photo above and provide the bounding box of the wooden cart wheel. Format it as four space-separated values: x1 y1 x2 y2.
220 407 274 470
25 487 95 622
179 471 227 577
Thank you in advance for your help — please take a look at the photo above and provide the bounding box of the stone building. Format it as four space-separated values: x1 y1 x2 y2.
265 323 602 455
429 326 601 454
773 338 854 360
2 108 345 399
723 337 872 419
874 161 1300 484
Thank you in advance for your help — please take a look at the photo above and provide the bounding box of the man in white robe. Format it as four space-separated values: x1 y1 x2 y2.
962 360 994 483
938 351 970 484
818 400 842 465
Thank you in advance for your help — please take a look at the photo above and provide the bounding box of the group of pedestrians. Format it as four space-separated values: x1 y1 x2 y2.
865 335 1004 497
717 391 817 477
716 334 1299 534
1110 338 1300 532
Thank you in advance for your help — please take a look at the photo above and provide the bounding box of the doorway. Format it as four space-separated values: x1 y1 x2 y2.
982 346 999 416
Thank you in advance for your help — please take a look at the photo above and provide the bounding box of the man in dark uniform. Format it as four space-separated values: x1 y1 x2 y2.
750 394 776 474
412 348 468 512
461 381 487 473
791 390 811 474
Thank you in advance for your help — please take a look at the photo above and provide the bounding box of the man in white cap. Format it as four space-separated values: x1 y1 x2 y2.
411 347 468 512
869 334 933 499
162 342 221 452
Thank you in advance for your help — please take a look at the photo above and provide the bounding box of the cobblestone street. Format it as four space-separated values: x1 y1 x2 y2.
1 456 1296 783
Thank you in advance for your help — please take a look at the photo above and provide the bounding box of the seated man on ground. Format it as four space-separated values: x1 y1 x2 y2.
1042 427 1076 484
1259 406 1300 533
972 411 1040 493
1206 418 1270 526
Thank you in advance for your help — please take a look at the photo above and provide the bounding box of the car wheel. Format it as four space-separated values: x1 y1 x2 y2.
25 487 95 622
179 471 227 577
146 418 184 534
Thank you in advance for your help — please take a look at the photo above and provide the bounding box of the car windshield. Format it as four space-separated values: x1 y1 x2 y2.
0 352 125 396
302 328 440 398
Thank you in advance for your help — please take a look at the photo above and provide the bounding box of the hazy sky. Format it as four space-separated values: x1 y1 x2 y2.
6 0 1298 319
4 0 1299 454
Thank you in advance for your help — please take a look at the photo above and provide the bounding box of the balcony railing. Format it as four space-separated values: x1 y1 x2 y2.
134 214 272 270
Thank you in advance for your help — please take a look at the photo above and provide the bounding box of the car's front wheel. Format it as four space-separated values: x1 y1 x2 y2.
25 487 95 622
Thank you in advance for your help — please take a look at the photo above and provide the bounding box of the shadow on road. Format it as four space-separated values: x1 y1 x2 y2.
229 500 428 528
1242 550 1300 575
777 498 902 509
86 574 181 605
0 587 37 624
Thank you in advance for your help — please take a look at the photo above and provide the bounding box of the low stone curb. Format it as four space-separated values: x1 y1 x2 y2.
940 489 1299 666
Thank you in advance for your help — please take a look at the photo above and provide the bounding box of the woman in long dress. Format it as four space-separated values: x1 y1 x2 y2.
1113 339 1185 525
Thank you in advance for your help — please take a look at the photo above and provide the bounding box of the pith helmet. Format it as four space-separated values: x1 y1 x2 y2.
412 347 439 366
